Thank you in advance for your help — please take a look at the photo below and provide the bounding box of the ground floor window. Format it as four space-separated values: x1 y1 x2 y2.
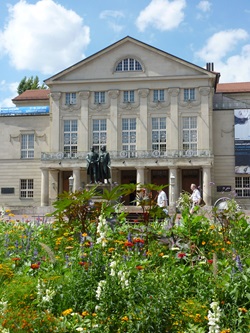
20 179 34 198
235 176 250 197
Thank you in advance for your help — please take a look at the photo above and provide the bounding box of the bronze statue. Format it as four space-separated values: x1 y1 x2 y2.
98 145 111 183
86 146 99 183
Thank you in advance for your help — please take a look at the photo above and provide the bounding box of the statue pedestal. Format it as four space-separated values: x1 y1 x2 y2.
86 183 115 203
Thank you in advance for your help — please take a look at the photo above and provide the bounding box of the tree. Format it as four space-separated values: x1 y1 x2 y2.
17 75 47 95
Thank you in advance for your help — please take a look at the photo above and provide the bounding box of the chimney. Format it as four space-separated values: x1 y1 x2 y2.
206 62 214 71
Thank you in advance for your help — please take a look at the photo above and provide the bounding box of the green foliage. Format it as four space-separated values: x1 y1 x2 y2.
0 189 249 332
17 75 47 94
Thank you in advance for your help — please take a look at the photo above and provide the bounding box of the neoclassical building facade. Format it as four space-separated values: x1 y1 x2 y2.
1 36 249 211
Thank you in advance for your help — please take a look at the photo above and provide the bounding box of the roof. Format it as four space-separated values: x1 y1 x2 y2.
12 89 50 102
45 35 218 84
216 82 250 93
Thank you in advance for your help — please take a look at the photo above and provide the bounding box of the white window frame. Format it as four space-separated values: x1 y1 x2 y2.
65 93 77 105
153 90 164 102
182 117 197 153
184 88 195 101
94 92 105 104
64 120 78 157
122 118 136 157
235 177 250 197
116 58 142 71
123 90 135 103
152 117 166 153
92 119 107 150
21 134 34 159
20 179 34 199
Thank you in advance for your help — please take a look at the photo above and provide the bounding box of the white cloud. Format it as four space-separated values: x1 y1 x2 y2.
197 1 211 12
99 10 124 33
0 81 18 107
196 29 250 83
196 29 248 62
0 0 90 75
99 10 125 20
215 45 250 83
135 0 186 32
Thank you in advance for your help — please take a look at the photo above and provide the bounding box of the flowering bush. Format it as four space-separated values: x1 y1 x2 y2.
0 187 249 332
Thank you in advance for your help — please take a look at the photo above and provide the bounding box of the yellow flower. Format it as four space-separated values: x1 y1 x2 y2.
121 316 129 322
108 247 115 253
202 241 206 245
62 308 73 316
159 252 164 257
238 307 248 313
82 233 88 237
82 311 89 316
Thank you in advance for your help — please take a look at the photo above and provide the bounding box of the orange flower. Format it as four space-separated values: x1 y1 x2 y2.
238 307 248 313
11 257 21 261
124 241 134 247
136 265 144 270
30 263 40 270
133 237 144 244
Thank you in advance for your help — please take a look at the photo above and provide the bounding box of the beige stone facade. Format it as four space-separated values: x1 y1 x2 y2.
1 36 249 211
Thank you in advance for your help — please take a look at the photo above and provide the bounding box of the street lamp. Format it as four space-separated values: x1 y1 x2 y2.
170 175 175 207
69 175 74 192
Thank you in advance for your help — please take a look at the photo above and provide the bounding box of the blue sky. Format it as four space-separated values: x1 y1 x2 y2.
0 0 250 106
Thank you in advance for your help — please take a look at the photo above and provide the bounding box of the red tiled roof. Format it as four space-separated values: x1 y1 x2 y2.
12 89 50 101
216 82 250 93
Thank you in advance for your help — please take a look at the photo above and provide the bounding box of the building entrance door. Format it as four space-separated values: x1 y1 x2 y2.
182 169 200 194
121 170 136 205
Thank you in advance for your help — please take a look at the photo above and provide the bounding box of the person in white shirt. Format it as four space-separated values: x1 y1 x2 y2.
190 183 201 214
157 189 168 216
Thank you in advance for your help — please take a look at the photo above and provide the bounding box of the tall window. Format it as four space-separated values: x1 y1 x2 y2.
153 90 164 102
92 119 107 150
94 92 105 104
65 93 76 105
20 179 34 198
122 118 136 157
116 58 142 71
184 88 195 101
123 90 135 103
182 117 197 152
64 120 78 157
235 177 250 197
21 134 34 159
152 118 166 153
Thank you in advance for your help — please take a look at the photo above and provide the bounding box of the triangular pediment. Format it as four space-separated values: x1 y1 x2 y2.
45 36 216 85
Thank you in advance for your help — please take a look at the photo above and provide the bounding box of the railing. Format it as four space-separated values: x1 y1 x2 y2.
41 149 212 161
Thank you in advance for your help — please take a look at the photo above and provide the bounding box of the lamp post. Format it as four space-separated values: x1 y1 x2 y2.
69 175 74 192
170 175 175 207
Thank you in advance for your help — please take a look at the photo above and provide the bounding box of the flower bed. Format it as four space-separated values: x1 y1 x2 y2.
0 186 249 332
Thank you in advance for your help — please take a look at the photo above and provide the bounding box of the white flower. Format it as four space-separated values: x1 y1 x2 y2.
96 280 106 300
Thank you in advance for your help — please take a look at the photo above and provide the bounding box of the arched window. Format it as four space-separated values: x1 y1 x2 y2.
115 58 142 72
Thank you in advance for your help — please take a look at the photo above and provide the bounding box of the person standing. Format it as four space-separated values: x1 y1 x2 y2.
86 146 99 184
190 183 201 214
157 189 168 216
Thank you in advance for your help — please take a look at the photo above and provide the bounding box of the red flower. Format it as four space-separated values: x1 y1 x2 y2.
124 241 134 247
136 265 144 270
177 252 186 258
79 261 87 266
30 263 40 270
11 257 21 261
79 261 89 270
207 259 213 264
133 238 145 244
